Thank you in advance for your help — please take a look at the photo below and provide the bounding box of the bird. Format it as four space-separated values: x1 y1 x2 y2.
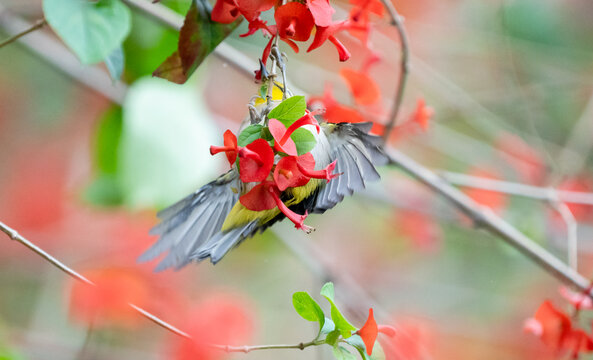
138 89 389 271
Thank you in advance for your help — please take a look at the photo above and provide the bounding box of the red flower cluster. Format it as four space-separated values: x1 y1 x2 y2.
210 110 339 232
525 299 593 359
210 0 375 67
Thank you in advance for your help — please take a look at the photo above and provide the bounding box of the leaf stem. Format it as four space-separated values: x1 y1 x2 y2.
0 18 46 49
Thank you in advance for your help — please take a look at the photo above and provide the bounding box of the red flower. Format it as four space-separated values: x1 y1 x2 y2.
238 138 275 183
308 21 351 61
309 85 367 124
269 119 298 156
239 181 312 232
339 68 380 106
212 0 276 23
463 168 507 214
306 0 335 27
273 153 339 191
210 130 238 167
275 2 315 42
68 267 152 329
410 98 433 131
170 293 254 360
211 0 241 23
356 308 396 355
559 286 593 311
239 181 278 211
525 300 572 350
273 156 311 191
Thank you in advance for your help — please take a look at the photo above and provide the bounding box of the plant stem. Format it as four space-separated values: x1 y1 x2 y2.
212 339 325 353
0 18 46 49
378 0 410 143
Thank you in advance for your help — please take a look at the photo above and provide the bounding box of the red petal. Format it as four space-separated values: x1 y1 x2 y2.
281 38 300 53
223 130 238 165
532 300 572 350
69 267 150 328
340 68 380 105
358 308 379 355
283 112 321 142
239 182 277 211
329 35 350 61
273 156 310 191
261 34 276 66
239 139 274 182
296 154 339 183
378 325 397 337
212 0 240 24
235 0 276 21
307 0 335 27
410 98 433 131
269 119 298 156
269 187 312 232
559 286 593 311
275 2 315 41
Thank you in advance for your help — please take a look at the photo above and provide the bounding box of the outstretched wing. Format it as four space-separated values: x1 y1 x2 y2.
314 122 388 213
138 170 241 271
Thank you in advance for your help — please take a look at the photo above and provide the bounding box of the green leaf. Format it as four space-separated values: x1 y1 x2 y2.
267 96 306 123
154 0 241 84
118 77 219 209
0 346 26 360
369 341 386 360
105 46 125 81
325 329 341 346
259 84 268 99
332 345 357 360
292 292 325 333
94 106 123 175
321 317 336 334
84 106 123 207
238 125 263 147
320 282 335 300
344 335 370 360
321 283 357 338
344 335 386 360
291 128 317 155
83 175 123 206
43 0 131 64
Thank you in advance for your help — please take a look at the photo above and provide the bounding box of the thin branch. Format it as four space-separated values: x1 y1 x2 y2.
212 339 324 353
387 149 593 295
0 220 328 353
378 0 410 142
549 199 578 272
0 17 45 48
0 221 189 339
440 171 593 206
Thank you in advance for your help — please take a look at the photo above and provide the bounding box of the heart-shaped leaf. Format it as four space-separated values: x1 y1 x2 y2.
43 0 131 64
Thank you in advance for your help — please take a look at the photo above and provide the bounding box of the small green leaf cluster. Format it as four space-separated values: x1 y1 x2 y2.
238 95 317 155
292 283 386 360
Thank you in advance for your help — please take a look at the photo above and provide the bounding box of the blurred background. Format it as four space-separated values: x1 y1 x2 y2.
1 0 593 359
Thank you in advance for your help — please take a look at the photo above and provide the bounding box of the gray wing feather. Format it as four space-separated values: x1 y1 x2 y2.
314 122 387 213
191 221 260 264
138 170 241 271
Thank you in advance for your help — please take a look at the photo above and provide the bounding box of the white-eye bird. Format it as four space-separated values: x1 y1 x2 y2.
139 90 388 271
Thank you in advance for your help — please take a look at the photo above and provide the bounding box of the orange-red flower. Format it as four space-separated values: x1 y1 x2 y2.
210 130 238 167
238 138 275 183
357 308 396 355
